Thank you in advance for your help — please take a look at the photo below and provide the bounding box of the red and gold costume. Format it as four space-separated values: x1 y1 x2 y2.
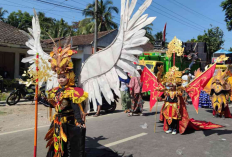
210 69 232 118
157 66 223 134
44 43 88 157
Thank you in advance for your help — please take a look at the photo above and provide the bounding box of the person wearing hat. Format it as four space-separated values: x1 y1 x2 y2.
127 66 144 116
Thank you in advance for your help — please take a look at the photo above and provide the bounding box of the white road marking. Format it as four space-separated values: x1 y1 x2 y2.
96 133 148 149
0 125 49 136
0 104 162 136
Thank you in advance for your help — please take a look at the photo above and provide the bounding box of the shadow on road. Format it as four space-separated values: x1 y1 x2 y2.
202 129 232 136
86 136 133 157
143 112 160 116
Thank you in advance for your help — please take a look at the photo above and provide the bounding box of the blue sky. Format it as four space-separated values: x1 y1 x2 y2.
1 0 232 50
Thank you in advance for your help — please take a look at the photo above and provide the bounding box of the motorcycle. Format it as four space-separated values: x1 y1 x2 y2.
6 84 46 106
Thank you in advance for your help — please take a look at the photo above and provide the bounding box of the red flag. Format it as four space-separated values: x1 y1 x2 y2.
141 66 164 111
163 23 167 42
186 64 216 113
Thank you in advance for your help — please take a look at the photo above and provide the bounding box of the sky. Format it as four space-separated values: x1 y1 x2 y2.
1 0 232 50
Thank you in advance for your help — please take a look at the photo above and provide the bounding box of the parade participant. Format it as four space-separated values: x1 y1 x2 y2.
157 66 183 134
127 66 144 116
182 68 191 105
44 43 88 157
187 52 201 69
210 69 232 118
119 74 131 113
157 66 223 134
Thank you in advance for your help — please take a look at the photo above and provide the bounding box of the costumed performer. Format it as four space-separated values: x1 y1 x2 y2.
210 69 232 118
44 44 88 157
157 66 223 135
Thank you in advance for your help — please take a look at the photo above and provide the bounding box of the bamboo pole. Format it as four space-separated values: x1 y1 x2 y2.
154 100 159 133
34 53 39 157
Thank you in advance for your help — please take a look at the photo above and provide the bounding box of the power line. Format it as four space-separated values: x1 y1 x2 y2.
3 0 82 21
35 0 84 12
166 0 224 25
137 1 203 32
152 1 208 30
46 0 67 14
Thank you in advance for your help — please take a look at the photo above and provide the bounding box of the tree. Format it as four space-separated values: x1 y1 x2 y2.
79 0 119 34
6 10 32 31
221 0 232 31
229 47 232 52
197 26 224 58
37 12 56 39
0 7 8 22
144 23 155 44
186 38 197 42
154 31 163 41
48 18 72 38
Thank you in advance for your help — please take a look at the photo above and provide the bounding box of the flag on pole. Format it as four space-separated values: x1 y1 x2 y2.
186 64 216 113
141 66 164 111
163 23 167 42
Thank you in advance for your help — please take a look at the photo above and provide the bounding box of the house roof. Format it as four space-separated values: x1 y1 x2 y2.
0 21 29 46
42 29 117 47
141 42 154 52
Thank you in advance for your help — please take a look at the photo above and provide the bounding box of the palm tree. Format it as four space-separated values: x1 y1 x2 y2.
0 7 8 21
154 31 163 41
79 0 119 34
144 23 155 44
49 18 72 38
37 12 55 39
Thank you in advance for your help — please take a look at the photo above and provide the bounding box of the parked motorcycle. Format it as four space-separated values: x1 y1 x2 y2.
6 84 46 106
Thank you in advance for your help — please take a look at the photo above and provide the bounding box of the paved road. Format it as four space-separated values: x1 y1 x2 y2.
1 102 232 157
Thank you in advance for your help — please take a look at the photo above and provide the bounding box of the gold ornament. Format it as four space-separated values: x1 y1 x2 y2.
166 36 184 58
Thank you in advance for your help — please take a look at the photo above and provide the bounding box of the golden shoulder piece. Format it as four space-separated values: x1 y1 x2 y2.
166 36 184 58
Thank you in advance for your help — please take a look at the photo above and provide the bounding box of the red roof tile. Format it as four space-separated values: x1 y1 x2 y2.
43 29 116 46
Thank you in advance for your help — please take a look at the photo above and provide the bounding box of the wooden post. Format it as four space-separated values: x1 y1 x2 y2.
34 53 39 157
173 53 175 66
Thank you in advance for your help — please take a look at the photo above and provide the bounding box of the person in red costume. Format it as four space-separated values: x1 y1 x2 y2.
157 66 223 135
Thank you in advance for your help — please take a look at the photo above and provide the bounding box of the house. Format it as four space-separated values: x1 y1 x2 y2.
43 29 119 76
0 21 31 79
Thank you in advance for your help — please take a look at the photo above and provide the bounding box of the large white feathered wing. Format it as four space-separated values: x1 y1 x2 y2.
80 0 156 112
21 9 58 90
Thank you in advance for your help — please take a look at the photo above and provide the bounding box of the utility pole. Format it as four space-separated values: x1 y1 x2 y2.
94 0 98 53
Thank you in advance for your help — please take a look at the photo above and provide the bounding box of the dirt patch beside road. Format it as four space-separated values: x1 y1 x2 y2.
0 104 50 133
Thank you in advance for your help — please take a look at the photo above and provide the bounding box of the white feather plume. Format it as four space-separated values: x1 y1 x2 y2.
80 0 156 111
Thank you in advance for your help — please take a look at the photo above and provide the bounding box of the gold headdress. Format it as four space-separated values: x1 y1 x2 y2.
162 66 182 86
212 69 228 85
48 36 77 86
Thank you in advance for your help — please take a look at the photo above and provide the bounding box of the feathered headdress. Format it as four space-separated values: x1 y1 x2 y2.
48 36 77 75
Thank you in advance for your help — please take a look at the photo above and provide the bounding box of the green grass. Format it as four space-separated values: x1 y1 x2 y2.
0 92 10 101
0 111 7 115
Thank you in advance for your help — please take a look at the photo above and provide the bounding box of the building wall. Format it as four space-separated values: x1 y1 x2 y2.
0 46 28 79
